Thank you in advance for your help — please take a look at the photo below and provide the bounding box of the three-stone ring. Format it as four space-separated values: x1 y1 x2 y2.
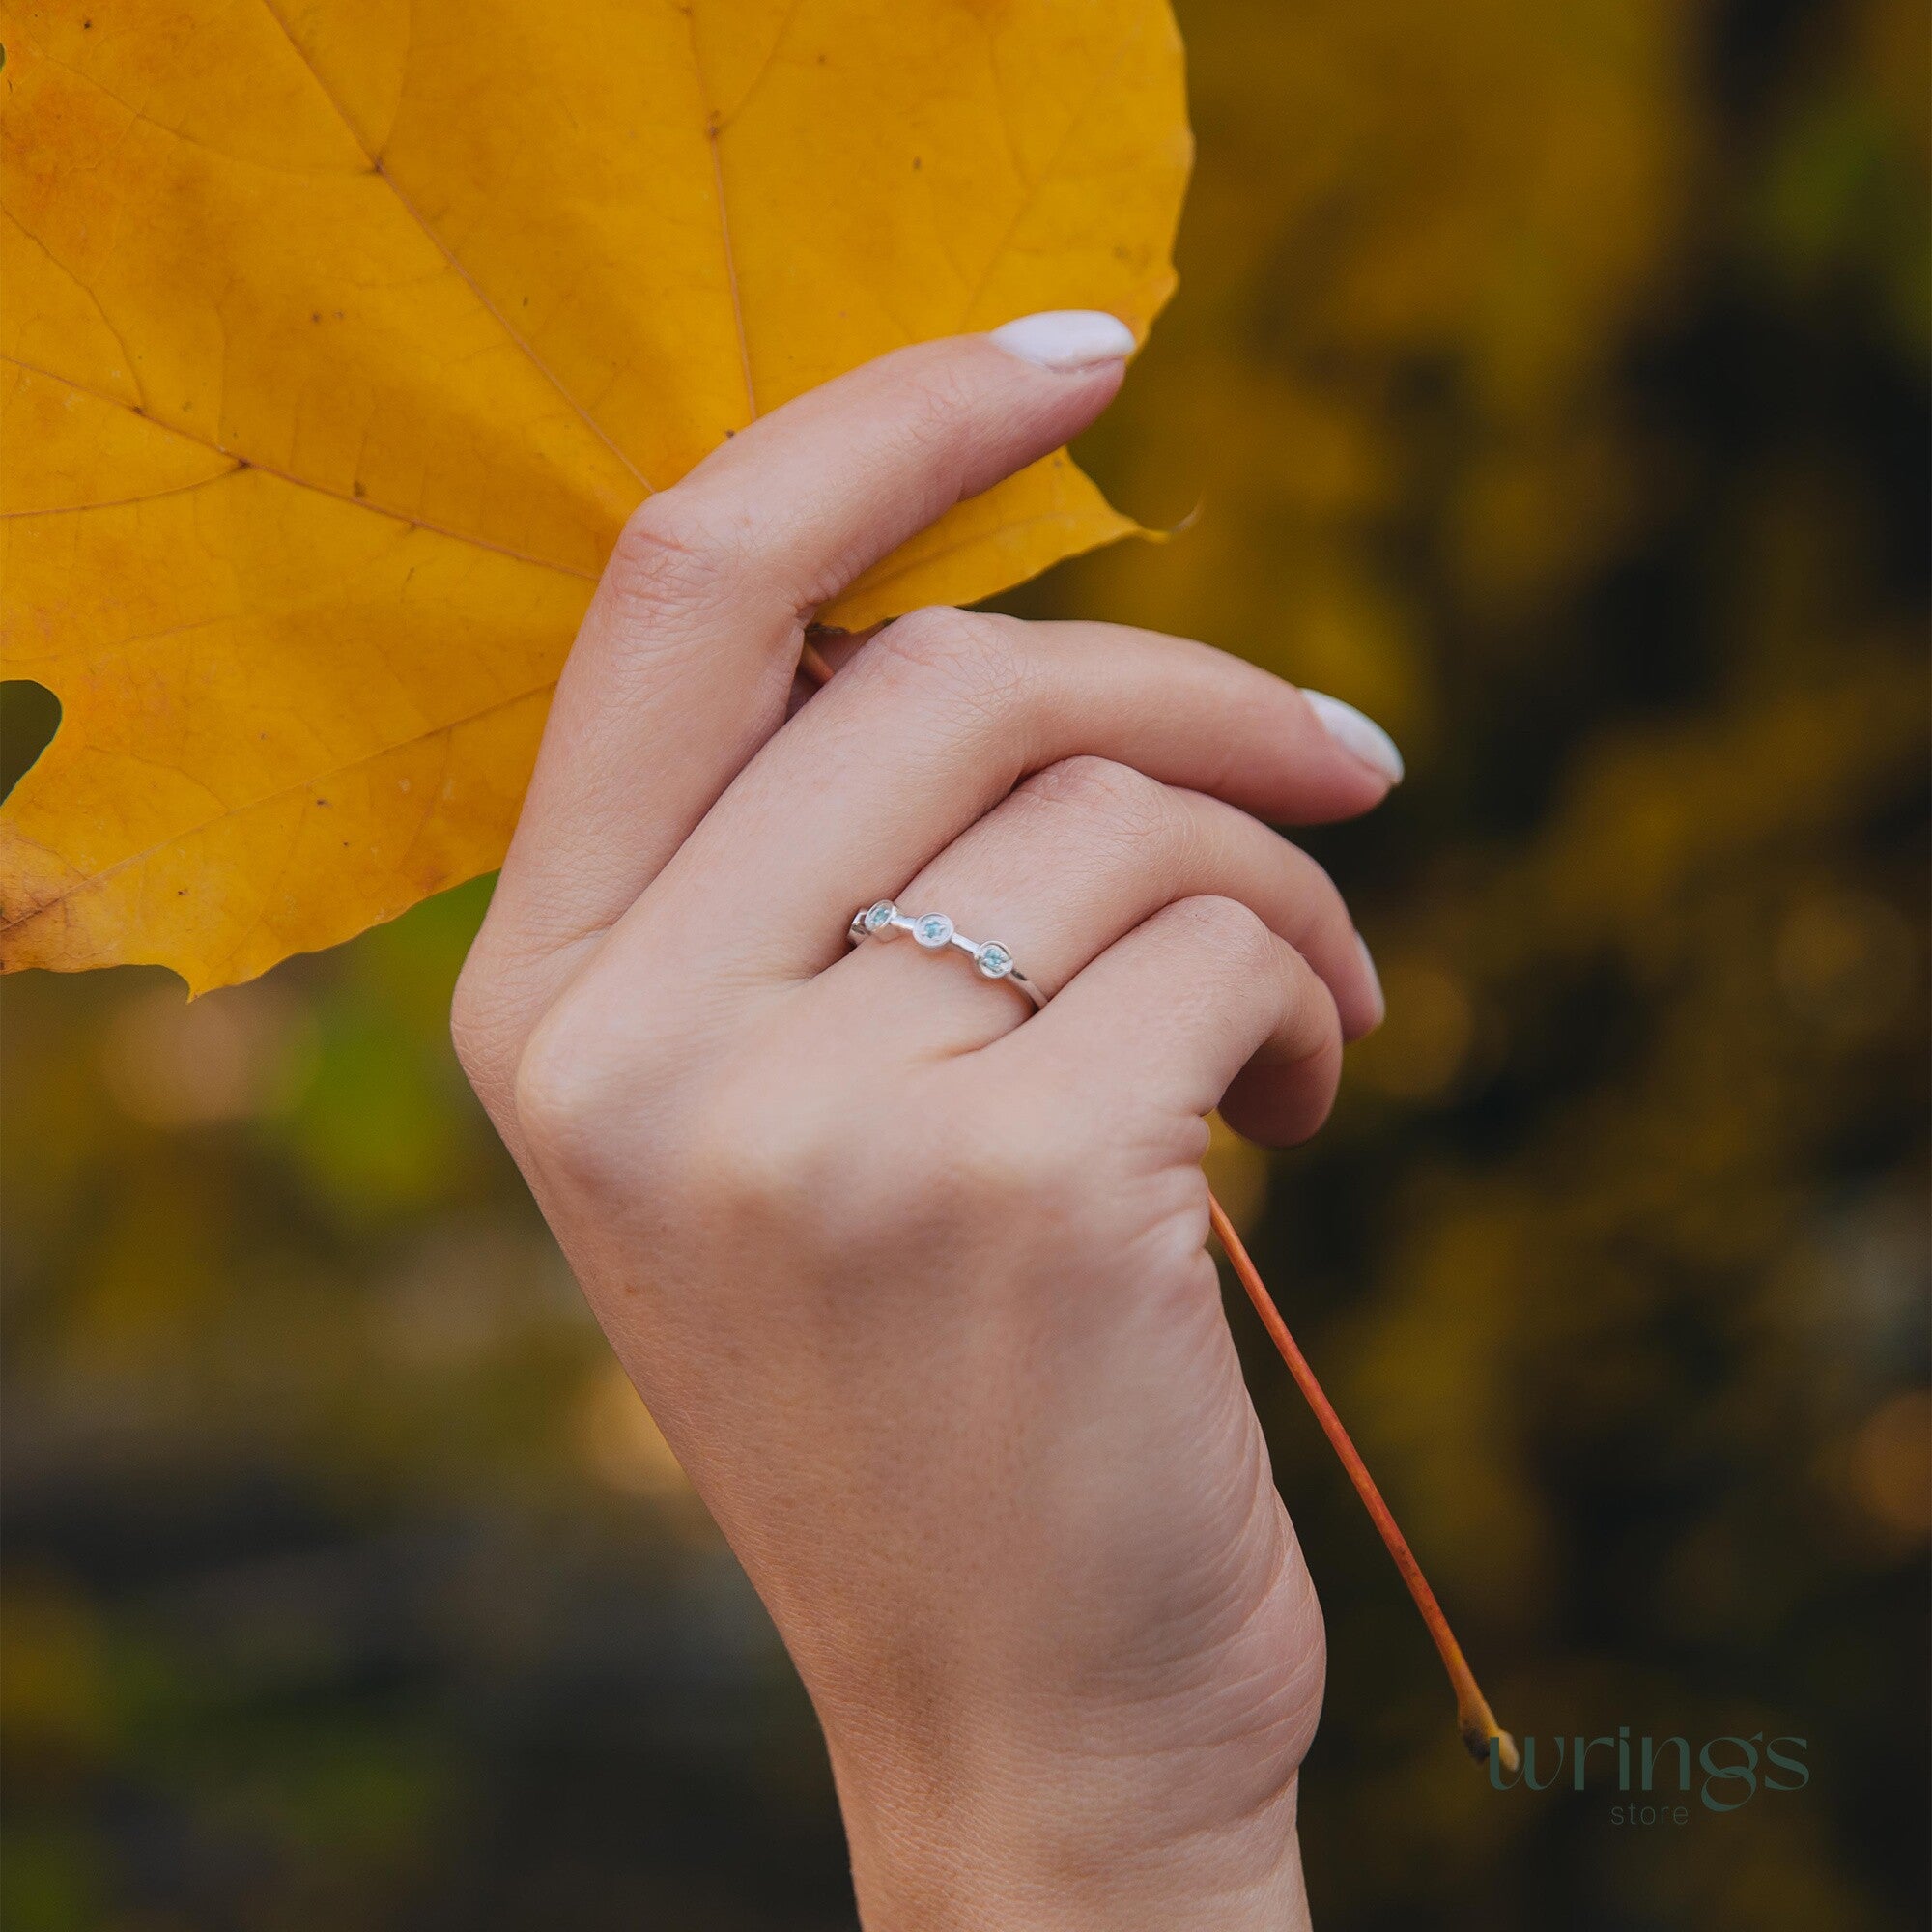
845 901 1048 1009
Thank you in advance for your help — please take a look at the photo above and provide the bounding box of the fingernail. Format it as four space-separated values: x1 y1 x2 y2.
1354 931 1386 1029
988 309 1137 372
1302 690 1405 785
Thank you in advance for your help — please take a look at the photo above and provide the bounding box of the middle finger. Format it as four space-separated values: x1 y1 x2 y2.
588 608 1396 1001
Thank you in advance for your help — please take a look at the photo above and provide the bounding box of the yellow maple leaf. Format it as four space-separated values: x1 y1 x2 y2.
0 0 1189 991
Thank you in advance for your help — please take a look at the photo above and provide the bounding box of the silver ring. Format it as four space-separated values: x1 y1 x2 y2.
846 901 1048 1009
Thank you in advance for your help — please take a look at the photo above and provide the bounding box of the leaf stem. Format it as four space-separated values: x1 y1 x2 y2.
1208 1193 1517 1773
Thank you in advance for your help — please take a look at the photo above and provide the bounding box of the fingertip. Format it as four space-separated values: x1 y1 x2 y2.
1350 931 1386 1038
1219 1040 1343 1149
987 309 1139 372
1123 641 1394 829
1299 690 1405 788
1222 949 1345 1147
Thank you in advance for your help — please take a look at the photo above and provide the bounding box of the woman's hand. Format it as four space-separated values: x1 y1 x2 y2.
451 313 1403 1931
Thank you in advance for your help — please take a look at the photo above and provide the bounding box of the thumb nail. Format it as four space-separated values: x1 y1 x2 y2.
988 310 1137 372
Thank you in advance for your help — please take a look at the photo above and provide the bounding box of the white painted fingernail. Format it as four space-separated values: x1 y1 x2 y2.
1355 932 1386 1029
1302 691 1405 785
988 310 1137 372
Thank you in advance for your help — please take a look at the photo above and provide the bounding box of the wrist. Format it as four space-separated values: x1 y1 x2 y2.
828 1719 1313 1931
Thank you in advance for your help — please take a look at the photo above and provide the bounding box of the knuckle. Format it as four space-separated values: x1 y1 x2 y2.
604 492 742 614
450 933 554 1135
509 1000 649 1184
514 1006 844 1225
1016 755 1175 852
449 955 509 1101
448 954 494 1079
866 607 1032 721
1173 893 1278 973
508 1009 596 1159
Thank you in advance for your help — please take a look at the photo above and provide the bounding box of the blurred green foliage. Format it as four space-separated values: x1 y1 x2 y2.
3 0 1926 1925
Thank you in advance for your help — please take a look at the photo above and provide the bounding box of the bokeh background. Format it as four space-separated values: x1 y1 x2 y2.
4 0 1927 1925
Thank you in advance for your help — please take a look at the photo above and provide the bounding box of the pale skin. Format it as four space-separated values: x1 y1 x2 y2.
452 313 1404 1929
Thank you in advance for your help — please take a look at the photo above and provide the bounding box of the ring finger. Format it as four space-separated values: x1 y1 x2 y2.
813 754 1380 1058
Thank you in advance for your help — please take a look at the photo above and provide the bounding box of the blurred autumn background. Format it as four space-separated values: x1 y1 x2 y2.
3 0 1926 1924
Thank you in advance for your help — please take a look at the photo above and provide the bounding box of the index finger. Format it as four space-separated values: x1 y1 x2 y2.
460 315 1137 1088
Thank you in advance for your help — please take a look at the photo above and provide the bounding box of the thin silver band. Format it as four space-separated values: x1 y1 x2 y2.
846 901 1048 1009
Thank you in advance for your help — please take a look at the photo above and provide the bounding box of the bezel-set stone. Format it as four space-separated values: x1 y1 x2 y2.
850 904 1037 1005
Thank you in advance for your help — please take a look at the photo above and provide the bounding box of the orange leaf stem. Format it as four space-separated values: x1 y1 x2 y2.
1208 1195 1517 1772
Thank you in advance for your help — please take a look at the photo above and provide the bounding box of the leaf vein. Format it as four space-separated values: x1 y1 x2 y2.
1 685 552 943
0 356 599 579
252 0 658 493
952 39 1132 328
